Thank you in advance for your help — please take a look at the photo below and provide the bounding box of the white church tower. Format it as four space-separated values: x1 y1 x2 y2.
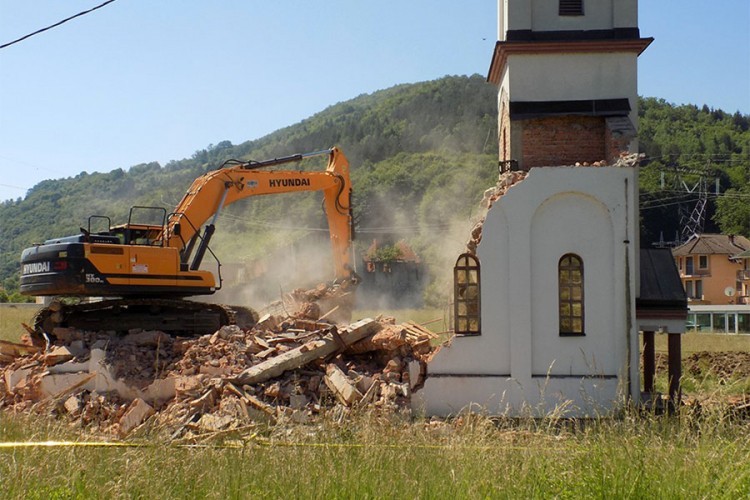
489 0 652 170
414 0 653 417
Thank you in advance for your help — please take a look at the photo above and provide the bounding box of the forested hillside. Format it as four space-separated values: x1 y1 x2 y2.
0 75 499 300
638 98 750 243
0 74 748 302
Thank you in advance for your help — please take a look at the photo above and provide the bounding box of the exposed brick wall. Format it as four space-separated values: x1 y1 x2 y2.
604 127 631 163
520 116 608 168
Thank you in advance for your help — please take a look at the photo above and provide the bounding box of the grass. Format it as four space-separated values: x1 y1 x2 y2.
1 409 749 498
0 304 39 343
651 331 750 354
1 307 749 497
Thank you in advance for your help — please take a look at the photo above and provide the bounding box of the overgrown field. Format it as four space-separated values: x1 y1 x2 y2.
1 408 749 498
0 305 749 497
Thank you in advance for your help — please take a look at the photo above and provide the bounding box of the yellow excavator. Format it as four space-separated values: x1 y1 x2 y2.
20 147 355 336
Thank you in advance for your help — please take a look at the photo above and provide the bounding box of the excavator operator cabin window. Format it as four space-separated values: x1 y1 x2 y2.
454 253 480 336
559 253 584 336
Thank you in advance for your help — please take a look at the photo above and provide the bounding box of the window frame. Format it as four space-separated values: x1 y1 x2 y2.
454 253 481 336
698 255 708 270
559 253 585 336
685 280 694 298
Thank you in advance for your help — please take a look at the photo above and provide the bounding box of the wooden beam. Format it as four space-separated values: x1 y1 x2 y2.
668 333 682 406
642 330 655 394
230 318 380 386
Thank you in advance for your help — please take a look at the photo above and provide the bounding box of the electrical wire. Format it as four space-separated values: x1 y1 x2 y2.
0 0 118 50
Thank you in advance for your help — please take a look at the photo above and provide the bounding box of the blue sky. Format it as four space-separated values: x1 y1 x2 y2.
0 0 748 203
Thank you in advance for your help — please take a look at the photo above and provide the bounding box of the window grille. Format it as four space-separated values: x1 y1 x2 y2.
559 254 584 335
559 0 584 16
454 253 481 335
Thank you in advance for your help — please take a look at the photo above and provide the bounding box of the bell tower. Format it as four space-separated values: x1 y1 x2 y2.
489 0 652 170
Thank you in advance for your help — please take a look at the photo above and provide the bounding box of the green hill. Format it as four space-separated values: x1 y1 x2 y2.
0 75 748 303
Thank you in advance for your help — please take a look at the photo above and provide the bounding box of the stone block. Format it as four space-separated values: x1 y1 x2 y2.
119 398 154 436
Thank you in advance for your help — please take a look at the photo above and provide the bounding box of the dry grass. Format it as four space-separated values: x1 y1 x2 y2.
0 304 39 343
1 409 749 498
0 306 749 496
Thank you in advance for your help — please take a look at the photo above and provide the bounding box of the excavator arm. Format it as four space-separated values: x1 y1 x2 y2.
162 147 354 281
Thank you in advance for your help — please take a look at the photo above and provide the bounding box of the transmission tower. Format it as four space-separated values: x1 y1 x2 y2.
655 161 718 246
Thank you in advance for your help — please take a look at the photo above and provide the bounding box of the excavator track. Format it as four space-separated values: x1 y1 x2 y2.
32 298 258 343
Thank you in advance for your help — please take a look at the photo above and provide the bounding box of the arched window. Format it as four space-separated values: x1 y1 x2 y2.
559 254 584 336
454 253 480 335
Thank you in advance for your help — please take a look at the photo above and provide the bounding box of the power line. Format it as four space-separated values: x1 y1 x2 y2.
0 0 118 50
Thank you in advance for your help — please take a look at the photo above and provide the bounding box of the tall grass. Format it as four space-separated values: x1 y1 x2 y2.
1 309 749 497
1 408 749 498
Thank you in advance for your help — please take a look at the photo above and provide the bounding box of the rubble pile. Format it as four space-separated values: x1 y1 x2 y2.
0 284 440 439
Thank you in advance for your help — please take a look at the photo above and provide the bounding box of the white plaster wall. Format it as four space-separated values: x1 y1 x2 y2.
530 192 615 376
499 0 637 37
424 205 511 375
506 51 640 140
614 0 638 29
414 376 625 417
507 52 637 105
504 0 532 34
417 166 640 417
498 0 506 40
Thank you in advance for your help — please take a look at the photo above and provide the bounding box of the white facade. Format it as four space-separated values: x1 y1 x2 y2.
503 51 640 127
497 0 638 39
414 166 640 417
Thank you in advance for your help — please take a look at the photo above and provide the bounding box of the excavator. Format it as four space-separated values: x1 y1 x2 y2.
20 147 355 338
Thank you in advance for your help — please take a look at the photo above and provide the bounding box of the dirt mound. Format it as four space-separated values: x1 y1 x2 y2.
654 351 750 380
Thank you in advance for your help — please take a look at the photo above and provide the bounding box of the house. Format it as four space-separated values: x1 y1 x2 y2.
413 0 685 417
731 248 750 305
672 234 750 304
358 240 427 308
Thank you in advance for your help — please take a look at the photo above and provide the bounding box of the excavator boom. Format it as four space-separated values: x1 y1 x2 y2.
166 148 353 278
19 147 355 337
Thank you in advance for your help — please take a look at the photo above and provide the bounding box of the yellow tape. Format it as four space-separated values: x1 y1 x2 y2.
0 441 142 448
0 437 571 452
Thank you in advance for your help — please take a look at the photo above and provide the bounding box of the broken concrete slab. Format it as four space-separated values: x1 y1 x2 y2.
325 364 363 406
5 367 32 391
39 372 96 399
232 318 381 386
44 346 75 366
119 398 154 436
142 377 176 403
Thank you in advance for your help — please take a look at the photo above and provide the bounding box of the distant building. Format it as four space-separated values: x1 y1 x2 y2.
672 234 750 305
358 240 426 309
732 248 750 305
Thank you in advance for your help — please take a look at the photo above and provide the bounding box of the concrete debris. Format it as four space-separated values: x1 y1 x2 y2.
119 398 155 437
0 282 440 438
